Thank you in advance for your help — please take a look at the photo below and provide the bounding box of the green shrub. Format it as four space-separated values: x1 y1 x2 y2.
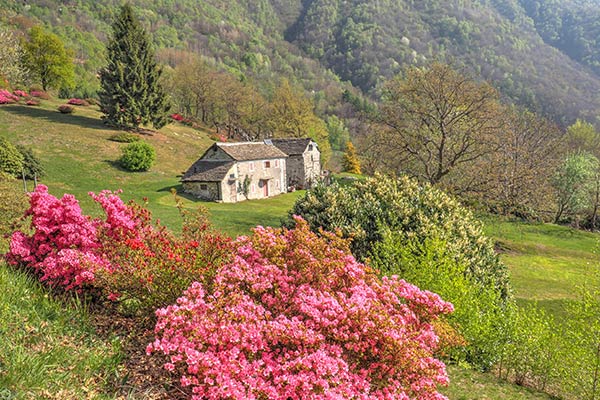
0 137 24 177
16 145 44 179
0 177 26 252
287 173 510 299
109 132 141 143
371 234 510 370
119 141 155 172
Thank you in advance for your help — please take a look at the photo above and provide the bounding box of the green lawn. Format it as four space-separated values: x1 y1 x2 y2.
483 216 600 316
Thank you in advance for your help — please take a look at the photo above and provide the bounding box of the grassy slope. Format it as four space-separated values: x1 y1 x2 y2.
0 261 122 400
0 100 559 399
483 217 600 317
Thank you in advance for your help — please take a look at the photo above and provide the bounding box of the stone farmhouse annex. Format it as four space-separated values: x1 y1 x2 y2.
182 139 321 202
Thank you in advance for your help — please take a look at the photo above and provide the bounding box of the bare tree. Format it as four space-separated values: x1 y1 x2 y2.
376 63 507 187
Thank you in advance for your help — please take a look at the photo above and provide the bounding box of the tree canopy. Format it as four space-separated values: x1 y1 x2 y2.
23 26 74 91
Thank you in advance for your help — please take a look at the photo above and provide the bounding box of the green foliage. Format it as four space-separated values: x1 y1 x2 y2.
0 137 24 177
553 152 598 223
23 26 75 91
16 145 44 180
497 305 562 392
287 174 510 299
119 141 155 172
237 174 251 200
326 115 349 151
99 4 170 130
561 281 600 399
370 235 509 370
109 132 141 143
0 177 26 252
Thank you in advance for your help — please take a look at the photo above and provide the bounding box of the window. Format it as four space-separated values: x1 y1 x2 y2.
275 179 280 189
251 183 256 193
249 162 255 172
275 159 279 168
200 184 208 191
308 144 313 151
229 173 235 179
264 160 271 169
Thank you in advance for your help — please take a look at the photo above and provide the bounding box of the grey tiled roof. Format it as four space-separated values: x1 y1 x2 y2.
181 160 235 182
218 142 287 161
269 138 313 156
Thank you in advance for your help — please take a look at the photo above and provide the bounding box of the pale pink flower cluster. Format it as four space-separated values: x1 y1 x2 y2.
149 218 453 400
0 89 19 104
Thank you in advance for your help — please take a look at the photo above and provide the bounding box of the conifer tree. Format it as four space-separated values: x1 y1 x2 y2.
342 141 361 174
99 4 170 130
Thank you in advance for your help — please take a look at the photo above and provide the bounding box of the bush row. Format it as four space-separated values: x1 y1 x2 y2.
4 186 454 399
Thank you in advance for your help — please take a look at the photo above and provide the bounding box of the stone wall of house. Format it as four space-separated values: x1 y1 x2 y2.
182 182 221 201
303 143 321 187
286 155 305 189
235 158 287 201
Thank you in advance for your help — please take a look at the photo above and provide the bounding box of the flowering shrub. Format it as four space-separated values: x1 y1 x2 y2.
13 90 28 97
29 90 50 99
6 185 101 290
5 185 232 311
0 89 19 104
170 113 184 121
67 98 90 106
26 99 40 106
149 218 453 400
91 191 232 314
58 104 74 114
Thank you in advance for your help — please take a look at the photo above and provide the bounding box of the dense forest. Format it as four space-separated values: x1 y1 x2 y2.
2 0 600 128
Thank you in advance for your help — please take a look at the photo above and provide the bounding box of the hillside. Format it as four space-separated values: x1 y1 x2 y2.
2 0 600 127
0 99 561 399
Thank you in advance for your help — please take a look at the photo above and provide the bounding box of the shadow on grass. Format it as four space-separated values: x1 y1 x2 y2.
158 184 206 203
2 105 107 130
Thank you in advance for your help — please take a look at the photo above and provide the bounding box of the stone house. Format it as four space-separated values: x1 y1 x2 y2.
182 142 287 202
267 138 321 189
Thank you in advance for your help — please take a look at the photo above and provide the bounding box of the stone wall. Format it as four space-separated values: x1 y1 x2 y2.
235 158 287 201
183 181 222 201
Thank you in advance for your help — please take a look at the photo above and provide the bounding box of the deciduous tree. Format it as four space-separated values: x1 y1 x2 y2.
376 63 507 187
99 4 170 130
23 26 74 91
269 79 331 165
0 26 27 86
342 141 361 174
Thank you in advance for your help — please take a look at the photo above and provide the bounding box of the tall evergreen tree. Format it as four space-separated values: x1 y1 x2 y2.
99 4 170 130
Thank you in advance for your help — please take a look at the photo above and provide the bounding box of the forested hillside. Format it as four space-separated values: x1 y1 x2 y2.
2 0 600 127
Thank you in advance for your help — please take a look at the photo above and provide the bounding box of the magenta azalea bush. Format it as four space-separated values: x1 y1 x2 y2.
68 98 90 106
6 185 102 289
148 218 453 400
0 89 19 104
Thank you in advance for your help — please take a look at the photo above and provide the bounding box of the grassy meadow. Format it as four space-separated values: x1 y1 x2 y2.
0 98 591 399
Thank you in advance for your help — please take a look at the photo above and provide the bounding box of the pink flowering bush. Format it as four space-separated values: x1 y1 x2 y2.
170 113 184 121
6 185 102 290
68 98 90 106
0 89 19 104
5 185 232 311
149 218 453 400
13 90 28 97
29 90 50 99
